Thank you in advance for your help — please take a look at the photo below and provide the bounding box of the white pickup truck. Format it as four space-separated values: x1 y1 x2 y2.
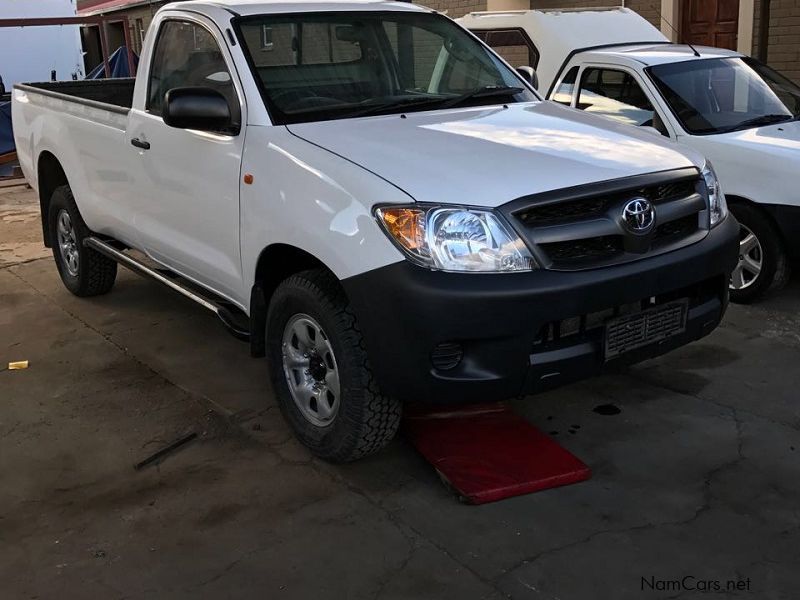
13 0 737 462
460 7 800 303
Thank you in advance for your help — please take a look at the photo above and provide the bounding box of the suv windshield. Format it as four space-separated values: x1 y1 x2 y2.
235 11 535 124
648 57 800 135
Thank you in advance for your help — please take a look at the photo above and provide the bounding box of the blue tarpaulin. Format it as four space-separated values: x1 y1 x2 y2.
0 100 13 156
87 46 139 79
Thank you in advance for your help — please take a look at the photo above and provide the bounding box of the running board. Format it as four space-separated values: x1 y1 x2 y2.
84 237 250 341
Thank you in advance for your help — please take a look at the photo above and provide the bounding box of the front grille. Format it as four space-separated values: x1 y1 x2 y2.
654 214 697 241
431 342 463 371
540 235 623 263
515 179 696 227
505 169 707 271
517 197 608 226
605 300 687 359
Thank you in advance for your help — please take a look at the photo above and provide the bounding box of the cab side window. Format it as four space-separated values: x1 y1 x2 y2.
577 67 656 128
552 66 579 105
147 20 239 126
473 29 539 69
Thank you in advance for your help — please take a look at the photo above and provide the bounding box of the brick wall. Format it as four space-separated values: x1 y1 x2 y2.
754 0 800 82
123 5 163 53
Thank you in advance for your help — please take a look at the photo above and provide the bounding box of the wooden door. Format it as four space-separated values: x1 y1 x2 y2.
681 0 740 50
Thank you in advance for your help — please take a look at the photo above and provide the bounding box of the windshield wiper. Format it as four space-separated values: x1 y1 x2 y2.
438 85 525 110
723 113 794 132
346 95 449 119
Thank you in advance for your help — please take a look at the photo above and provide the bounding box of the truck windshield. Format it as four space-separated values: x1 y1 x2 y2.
234 11 535 124
648 57 800 135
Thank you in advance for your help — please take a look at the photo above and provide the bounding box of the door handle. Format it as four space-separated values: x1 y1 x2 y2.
130 138 150 150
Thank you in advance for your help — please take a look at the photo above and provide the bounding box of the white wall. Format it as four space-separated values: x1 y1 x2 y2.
0 0 85 85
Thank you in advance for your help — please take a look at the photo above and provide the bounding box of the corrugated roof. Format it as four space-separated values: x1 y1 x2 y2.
78 0 162 15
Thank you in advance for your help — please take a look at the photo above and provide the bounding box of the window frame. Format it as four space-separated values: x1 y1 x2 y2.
644 56 800 137
469 27 540 69
551 65 580 106
261 24 274 50
232 11 535 126
145 16 243 134
575 63 670 135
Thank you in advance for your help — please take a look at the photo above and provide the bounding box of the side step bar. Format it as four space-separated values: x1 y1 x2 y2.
84 237 250 341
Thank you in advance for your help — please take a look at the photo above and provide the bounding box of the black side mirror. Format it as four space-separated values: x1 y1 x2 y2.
163 87 235 133
516 66 539 91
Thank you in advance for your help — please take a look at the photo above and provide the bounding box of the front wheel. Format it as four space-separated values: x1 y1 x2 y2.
729 204 790 304
266 269 402 462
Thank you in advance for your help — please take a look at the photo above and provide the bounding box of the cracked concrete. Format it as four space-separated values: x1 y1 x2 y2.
2 186 800 599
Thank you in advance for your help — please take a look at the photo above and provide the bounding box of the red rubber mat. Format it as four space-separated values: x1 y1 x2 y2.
404 403 591 504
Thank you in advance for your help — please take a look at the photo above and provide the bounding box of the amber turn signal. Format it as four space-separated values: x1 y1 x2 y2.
377 207 426 252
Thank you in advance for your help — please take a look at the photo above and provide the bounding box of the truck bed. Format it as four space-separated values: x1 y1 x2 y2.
17 79 135 113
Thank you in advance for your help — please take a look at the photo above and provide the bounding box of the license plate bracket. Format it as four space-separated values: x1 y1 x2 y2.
604 299 688 360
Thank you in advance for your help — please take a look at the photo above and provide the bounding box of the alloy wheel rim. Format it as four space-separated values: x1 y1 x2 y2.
56 209 80 277
281 314 341 427
730 224 763 291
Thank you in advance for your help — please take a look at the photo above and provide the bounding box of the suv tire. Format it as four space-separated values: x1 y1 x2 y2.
729 203 790 304
266 268 401 462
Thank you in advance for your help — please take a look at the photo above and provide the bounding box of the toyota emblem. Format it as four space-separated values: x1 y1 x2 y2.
622 198 655 234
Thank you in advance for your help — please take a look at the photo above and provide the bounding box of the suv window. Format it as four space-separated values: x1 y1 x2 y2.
552 66 579 105
148 20 238 122
577 67 655 127
472 28 539 69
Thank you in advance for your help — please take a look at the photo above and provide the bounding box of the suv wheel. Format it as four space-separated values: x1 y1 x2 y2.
729 204 790 304
266 269 402 462
49 185 117 296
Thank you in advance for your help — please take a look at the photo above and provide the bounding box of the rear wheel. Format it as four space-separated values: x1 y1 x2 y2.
266 269 401 462
729 204 790 304
49 185 117 296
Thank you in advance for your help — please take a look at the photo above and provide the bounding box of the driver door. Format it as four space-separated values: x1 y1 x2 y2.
127 17 246 303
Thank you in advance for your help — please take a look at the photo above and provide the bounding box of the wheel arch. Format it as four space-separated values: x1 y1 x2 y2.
726 194 789 249
36 151 70 248
248 243 340 358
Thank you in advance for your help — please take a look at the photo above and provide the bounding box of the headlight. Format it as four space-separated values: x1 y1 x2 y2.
702 161 728 227
375 205 536 272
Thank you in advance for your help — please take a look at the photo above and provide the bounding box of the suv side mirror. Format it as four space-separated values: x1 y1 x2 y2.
163 87 234 133
516 66 538 90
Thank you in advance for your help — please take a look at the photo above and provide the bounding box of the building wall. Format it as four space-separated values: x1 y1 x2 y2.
754 0 800 82
119 3 165 53
87 0 800 83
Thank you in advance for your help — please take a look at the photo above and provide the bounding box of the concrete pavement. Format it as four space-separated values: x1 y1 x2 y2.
2 185 799 599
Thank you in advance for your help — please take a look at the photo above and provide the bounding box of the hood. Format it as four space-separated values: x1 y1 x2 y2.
287 101 701 208
690 119 800 158
683 120 800 208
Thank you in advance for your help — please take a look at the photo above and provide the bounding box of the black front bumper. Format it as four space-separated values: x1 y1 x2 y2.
342 215 739 404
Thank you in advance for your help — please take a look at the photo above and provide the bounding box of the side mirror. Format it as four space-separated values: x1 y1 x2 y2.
163 87 234 133
516 66 538 90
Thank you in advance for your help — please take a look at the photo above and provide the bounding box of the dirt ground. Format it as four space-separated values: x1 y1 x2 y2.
2 183 800 599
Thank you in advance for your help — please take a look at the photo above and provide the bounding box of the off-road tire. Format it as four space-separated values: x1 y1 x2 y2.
49 185 117 296
266 268 402 462
729 203 790 304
